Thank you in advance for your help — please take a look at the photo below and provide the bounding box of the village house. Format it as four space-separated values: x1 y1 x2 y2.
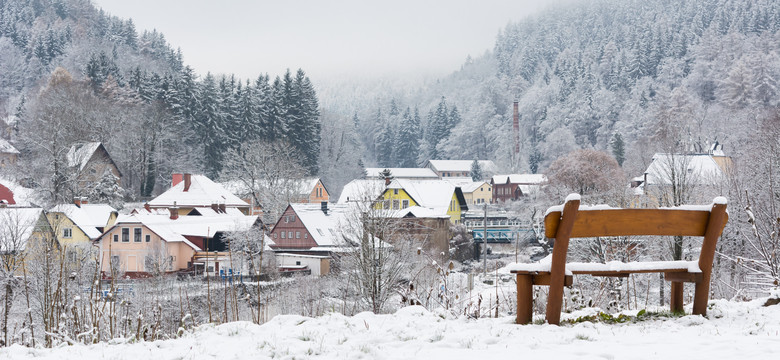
67 142 123 187
148 173 252 215
376 179 469 224
456 181 492 206
364 167 439 180
0 205 48 275
48 198 117 263
269 202 362 276
425 160 496 179
337 179 386 205
0 138 19 167
291 178 330 203
640 143 732 206
95 206 260 278
490 174 547 203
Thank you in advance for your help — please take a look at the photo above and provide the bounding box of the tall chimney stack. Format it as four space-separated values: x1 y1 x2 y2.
513 101 520 164
172 173 183 187
183 173 192 192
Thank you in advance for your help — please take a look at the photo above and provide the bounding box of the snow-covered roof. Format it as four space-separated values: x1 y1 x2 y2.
387 179 458 214
644 153 728 186
389 206 450 219
66 142 102 170
426 160 496 173
289 203 357 247
0 177 36 206
149 174 250 208
50 203 117 240
459 181 488 193
364 168 439 180
0 207 45 252
0 138 19 154
110 211 259 251
338 179 386 204
491 174 547 185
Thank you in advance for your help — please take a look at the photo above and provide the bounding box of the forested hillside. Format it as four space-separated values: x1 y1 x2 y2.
337 0 779 177
0 0 321 205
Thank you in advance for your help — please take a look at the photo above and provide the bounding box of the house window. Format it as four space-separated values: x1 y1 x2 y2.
402 200 409 209
393 189 398 195
392 200 399 210
288 231 293 239
274 233 278 238
63 228 72 238
145 234 151 242
296 231 300 239
296 261 301 266
121 228 129 242
281 231 286 239
113 234 118 242
304 233 308 238
134 228 142 242
384 200 390 209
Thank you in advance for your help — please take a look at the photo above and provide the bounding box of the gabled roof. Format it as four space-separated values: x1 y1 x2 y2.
294 178 325 196
491 174 547 185
50 203 117 240
107 211 259 251
389 206 451 219
0 207 45 252
149 174 250 208
66 142 123 177
287 203 357 247
338 179 386 204
0 177 36 206
458 181 489 193
386 179 467 213
0 139 19 154
364 168 439 180
644 153 728 186
426 160 497 173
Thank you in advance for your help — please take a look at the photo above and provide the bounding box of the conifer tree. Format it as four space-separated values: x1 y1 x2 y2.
395 107 420 167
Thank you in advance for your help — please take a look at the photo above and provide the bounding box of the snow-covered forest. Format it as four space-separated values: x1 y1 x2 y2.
1 0 779 354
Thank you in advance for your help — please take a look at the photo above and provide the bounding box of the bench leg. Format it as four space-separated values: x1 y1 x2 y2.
670 281 684 313
546 276 565 325
692 274 710 316
516 274 533 324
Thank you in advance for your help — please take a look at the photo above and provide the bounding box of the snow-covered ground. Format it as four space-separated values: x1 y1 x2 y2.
4 297 778 359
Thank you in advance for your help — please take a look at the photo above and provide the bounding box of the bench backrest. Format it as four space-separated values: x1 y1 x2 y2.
543 195 728 272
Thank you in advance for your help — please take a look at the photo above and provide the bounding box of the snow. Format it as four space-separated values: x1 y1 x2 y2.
0 207 44 252
565 193 581 202
387 179 457 214
148 174 250 208
427 159 497 173
49 203 117 240
337 179 386 204
491 173 547 185
66 142 101 170
0 138 19 154
644 153 728 187
364 167 439 179
5 298 779 359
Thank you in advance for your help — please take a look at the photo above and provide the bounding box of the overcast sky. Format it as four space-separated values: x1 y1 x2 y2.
92 0 561 81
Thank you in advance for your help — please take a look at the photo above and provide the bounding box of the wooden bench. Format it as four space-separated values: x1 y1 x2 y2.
510 194 728 325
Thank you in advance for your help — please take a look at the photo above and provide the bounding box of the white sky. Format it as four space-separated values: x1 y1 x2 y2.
92 0 560 81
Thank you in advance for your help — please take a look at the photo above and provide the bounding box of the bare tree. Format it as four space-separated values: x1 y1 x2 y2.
220 141 306 223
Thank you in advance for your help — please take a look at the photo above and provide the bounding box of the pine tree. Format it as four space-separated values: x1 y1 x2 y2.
610 132 625 167
375 121 395 167
395 107 420 167
470 160 483 181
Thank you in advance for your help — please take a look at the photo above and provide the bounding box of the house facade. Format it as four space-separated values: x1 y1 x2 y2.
376 179 468 224
459 181 492 205
491 174 547 203
425 160 496 179
67 142 123 187
0 139 19 167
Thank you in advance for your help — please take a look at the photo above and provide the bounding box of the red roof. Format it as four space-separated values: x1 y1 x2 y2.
0 183 15 205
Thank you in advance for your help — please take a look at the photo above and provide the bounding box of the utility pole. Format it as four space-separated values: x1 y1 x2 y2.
483 203 488 275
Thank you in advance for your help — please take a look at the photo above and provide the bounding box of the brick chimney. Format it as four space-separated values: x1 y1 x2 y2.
169 201 179 220
172 173 183 187
144 202 151 212
211 203 219 212
218 203 226 213
73 197 88 207
183 173 192 192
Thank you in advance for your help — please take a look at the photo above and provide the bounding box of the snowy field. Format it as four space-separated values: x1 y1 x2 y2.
3 297 778 359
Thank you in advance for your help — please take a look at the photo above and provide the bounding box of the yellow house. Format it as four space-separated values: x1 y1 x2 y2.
459 181 492 206
377 179 468 224
48 200 118 248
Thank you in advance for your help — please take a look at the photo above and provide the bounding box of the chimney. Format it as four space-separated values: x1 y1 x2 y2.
513 100 520 163
170 201 179 220
74 197 83 208
211 203 219 212
218 203 226 213
172 173 183 187
321 201 329 215
144 202 151 212
183 173 192 192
